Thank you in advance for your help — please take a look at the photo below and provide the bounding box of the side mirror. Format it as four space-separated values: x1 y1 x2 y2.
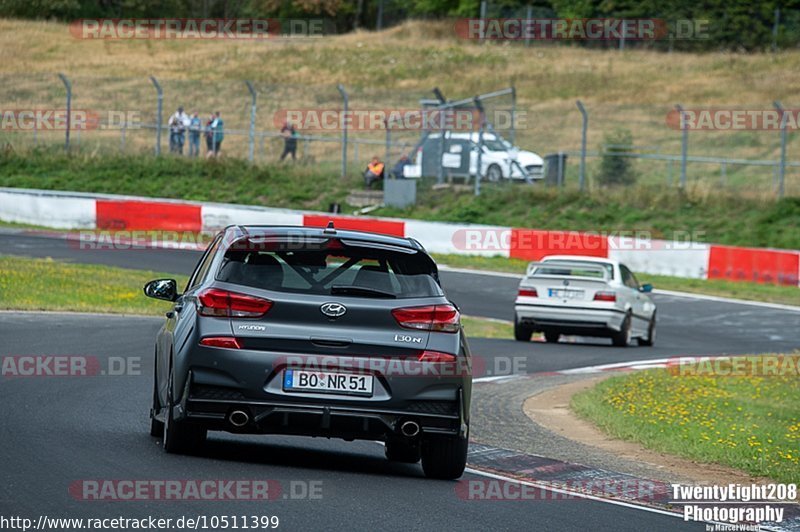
640 283 653 293
143 279 179 302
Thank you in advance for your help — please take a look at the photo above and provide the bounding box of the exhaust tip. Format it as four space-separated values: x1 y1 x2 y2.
229 410 250 428
400 420 420 438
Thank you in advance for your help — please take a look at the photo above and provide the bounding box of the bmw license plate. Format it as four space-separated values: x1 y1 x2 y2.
548 288 585 299
283 369 373 397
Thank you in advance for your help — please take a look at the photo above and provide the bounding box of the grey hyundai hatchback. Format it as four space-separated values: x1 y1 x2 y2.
144 224 472 479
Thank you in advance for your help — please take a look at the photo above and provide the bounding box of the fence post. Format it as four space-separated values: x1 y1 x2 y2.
57 73 71 152
675 104 688 188
524 5 532 47
149 76 163 156
245 81 257 163
576 100 588 191
385 120 391 172
436 113 446 185
509 85 517 145
773 100 786 198
337 84 348 178
474 98 485 196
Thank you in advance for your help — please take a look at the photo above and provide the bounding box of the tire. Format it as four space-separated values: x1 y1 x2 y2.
638 313 656 347
421 435 468 480
385 439 421 464
513 315 533 342
486 164 503 182
611 313 632 347
163 364 206 454
544 331 560 343
149 362 164 437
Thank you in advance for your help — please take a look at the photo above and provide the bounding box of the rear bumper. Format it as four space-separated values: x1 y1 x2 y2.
180 379 466 441
172 344 471 441
515 303 626 332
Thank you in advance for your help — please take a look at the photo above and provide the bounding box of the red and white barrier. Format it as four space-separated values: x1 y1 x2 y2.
1 187 798 286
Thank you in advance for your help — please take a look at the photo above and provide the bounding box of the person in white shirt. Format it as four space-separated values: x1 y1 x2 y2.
168 107 190 154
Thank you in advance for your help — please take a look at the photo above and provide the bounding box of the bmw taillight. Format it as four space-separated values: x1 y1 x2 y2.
593 291 617 302
392 304 460 333
518 288 538 297
197 288 273 318
199 336 242 349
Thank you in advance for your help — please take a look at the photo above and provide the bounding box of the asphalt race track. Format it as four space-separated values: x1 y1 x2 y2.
1 231 798 531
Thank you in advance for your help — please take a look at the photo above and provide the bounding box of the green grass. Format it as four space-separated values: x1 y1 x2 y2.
460 315 512 339
0 255 188 314
0 256 512 338
572 360 800 483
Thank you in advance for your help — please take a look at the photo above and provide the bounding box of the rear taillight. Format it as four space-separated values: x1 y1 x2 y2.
392 304 460 333
417 351 457 363
518 288 538 297
197 288 273 318
200 336 242 349
593 291 616 302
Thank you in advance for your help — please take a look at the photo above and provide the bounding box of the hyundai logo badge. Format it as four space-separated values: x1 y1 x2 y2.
320 302 347 318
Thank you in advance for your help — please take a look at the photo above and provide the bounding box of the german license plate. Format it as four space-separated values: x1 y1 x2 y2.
548 288 584 299
283 369 373 397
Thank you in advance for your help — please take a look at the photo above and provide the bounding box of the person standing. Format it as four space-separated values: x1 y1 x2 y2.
207 111 224 158
188 111 201 157
280 122 298 161
168 106 189 154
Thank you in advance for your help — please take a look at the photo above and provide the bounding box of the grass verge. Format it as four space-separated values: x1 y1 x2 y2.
431 253 800 307
572 360 800 483
0 256 188 315
0 256 511 338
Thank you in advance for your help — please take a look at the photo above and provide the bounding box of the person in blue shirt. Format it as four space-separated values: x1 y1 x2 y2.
207 111 224 158
188 111 201 157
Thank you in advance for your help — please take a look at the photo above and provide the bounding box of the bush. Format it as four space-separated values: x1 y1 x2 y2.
597 129 637 187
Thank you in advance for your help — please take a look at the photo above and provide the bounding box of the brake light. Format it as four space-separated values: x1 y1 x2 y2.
417 351 457 363
200 336 242 349
518 288 538 297
593 291 616 302
197 288 273 318
392 304 460 333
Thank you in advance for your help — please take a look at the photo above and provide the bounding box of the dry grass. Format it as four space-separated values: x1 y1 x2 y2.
1 18 799 192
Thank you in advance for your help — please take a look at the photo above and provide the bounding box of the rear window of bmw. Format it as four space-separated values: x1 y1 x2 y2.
216 239 443 299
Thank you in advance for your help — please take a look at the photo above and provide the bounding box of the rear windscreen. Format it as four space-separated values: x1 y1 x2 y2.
533 261 613 280
216 243 443 299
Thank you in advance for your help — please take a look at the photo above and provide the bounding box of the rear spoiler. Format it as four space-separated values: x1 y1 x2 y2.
525 260 610 281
